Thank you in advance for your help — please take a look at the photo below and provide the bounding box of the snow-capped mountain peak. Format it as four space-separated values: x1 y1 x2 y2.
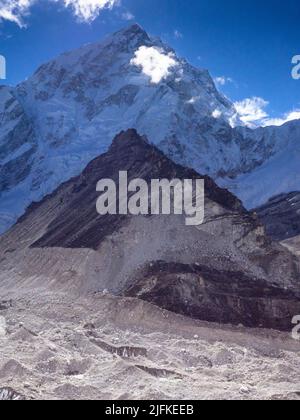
0 24 299 233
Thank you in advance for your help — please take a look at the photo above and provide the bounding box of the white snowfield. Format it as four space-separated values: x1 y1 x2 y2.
0 24 299 233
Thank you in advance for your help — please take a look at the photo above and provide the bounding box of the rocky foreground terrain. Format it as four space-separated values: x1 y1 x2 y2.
0 288 300 400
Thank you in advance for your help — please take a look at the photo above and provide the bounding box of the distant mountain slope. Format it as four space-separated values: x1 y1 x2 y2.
0 24 300 233
282 234 300 258
255 192 300 241
218 122 300 209
1 130 299 330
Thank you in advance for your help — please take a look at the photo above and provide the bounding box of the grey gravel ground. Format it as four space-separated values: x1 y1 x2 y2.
0 287 300 400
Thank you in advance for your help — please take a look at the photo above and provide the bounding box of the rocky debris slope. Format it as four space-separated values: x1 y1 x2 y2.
0 288 299 400
1 130 299 330
0 24 300 233
255 192 300 241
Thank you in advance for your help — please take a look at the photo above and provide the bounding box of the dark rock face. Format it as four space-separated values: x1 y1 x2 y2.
255 192 300 241
124 261 300 330
1 130 300 331
28 129 243 250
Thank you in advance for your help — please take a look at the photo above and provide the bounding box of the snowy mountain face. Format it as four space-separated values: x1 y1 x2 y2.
217 121 300 209
0 24 299 233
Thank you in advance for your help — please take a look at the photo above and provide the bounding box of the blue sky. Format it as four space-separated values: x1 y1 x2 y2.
0 0 300 126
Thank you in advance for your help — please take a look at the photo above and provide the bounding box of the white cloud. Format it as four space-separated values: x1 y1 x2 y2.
0 0 35 27
121 10 134 21
0 0 119 26
130 46 178 84
262 110 300 127
174 29 183 39
61 0 118 22
234 97 269 127
233 96 300 128
214 76 233 87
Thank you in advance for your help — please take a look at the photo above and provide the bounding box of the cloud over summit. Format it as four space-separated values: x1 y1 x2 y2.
0 0 119 26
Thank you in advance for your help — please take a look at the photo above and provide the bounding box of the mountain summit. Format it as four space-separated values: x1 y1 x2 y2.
0 25 299 234
0 24 236 233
